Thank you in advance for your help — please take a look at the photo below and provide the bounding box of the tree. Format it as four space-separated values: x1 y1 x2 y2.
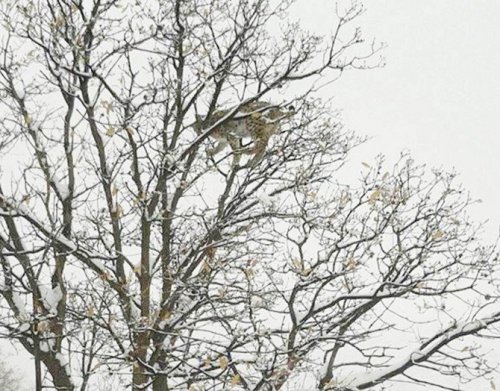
0 0 498 390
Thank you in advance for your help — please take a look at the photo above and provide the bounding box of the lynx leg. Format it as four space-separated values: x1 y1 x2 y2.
247 133 270 167
228 135 243 166
207 138 228 156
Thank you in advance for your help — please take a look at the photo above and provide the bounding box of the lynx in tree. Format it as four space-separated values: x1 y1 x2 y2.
194 101 295 166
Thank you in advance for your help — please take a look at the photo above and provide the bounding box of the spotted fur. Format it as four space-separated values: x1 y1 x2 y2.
194 101 294 166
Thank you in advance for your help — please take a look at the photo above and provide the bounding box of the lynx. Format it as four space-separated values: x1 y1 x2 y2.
193 101 294 166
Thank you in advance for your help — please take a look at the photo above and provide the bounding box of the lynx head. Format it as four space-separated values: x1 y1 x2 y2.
266 104 295 121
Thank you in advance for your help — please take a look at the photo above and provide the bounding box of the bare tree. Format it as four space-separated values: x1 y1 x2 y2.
0 0 498 390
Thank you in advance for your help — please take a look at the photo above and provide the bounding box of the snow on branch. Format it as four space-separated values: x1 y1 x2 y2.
0 194 108 276
335 314 500 390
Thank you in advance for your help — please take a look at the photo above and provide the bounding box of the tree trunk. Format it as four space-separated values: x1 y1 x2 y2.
44 356 74 391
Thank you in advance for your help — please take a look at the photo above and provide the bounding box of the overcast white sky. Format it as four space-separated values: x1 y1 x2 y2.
294 2 500 388
297 0 500 242
6 0 500 388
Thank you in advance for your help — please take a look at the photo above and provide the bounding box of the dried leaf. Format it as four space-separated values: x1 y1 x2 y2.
218 356 228 370
230 374 241 386
307 191 316 199
85 306 95 317
343 257 357 270
301 267 311 276
369 189 381 202
106 126 115 137
50 16 64 30
111 205 123 219
291 258 302 271
202 356 211 367
200 261 211 275
160 310 171 321
432 230 443 240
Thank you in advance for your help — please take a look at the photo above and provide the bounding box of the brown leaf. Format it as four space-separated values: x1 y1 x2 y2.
202 356 211 367
106 126 115 137
218 356 228 370
230 374 241 386
432 230 443 240
23 114 32 125
111 205 123 220
85 306 95 317
244 268 254 278
160 310 171 321
369 189 381 203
